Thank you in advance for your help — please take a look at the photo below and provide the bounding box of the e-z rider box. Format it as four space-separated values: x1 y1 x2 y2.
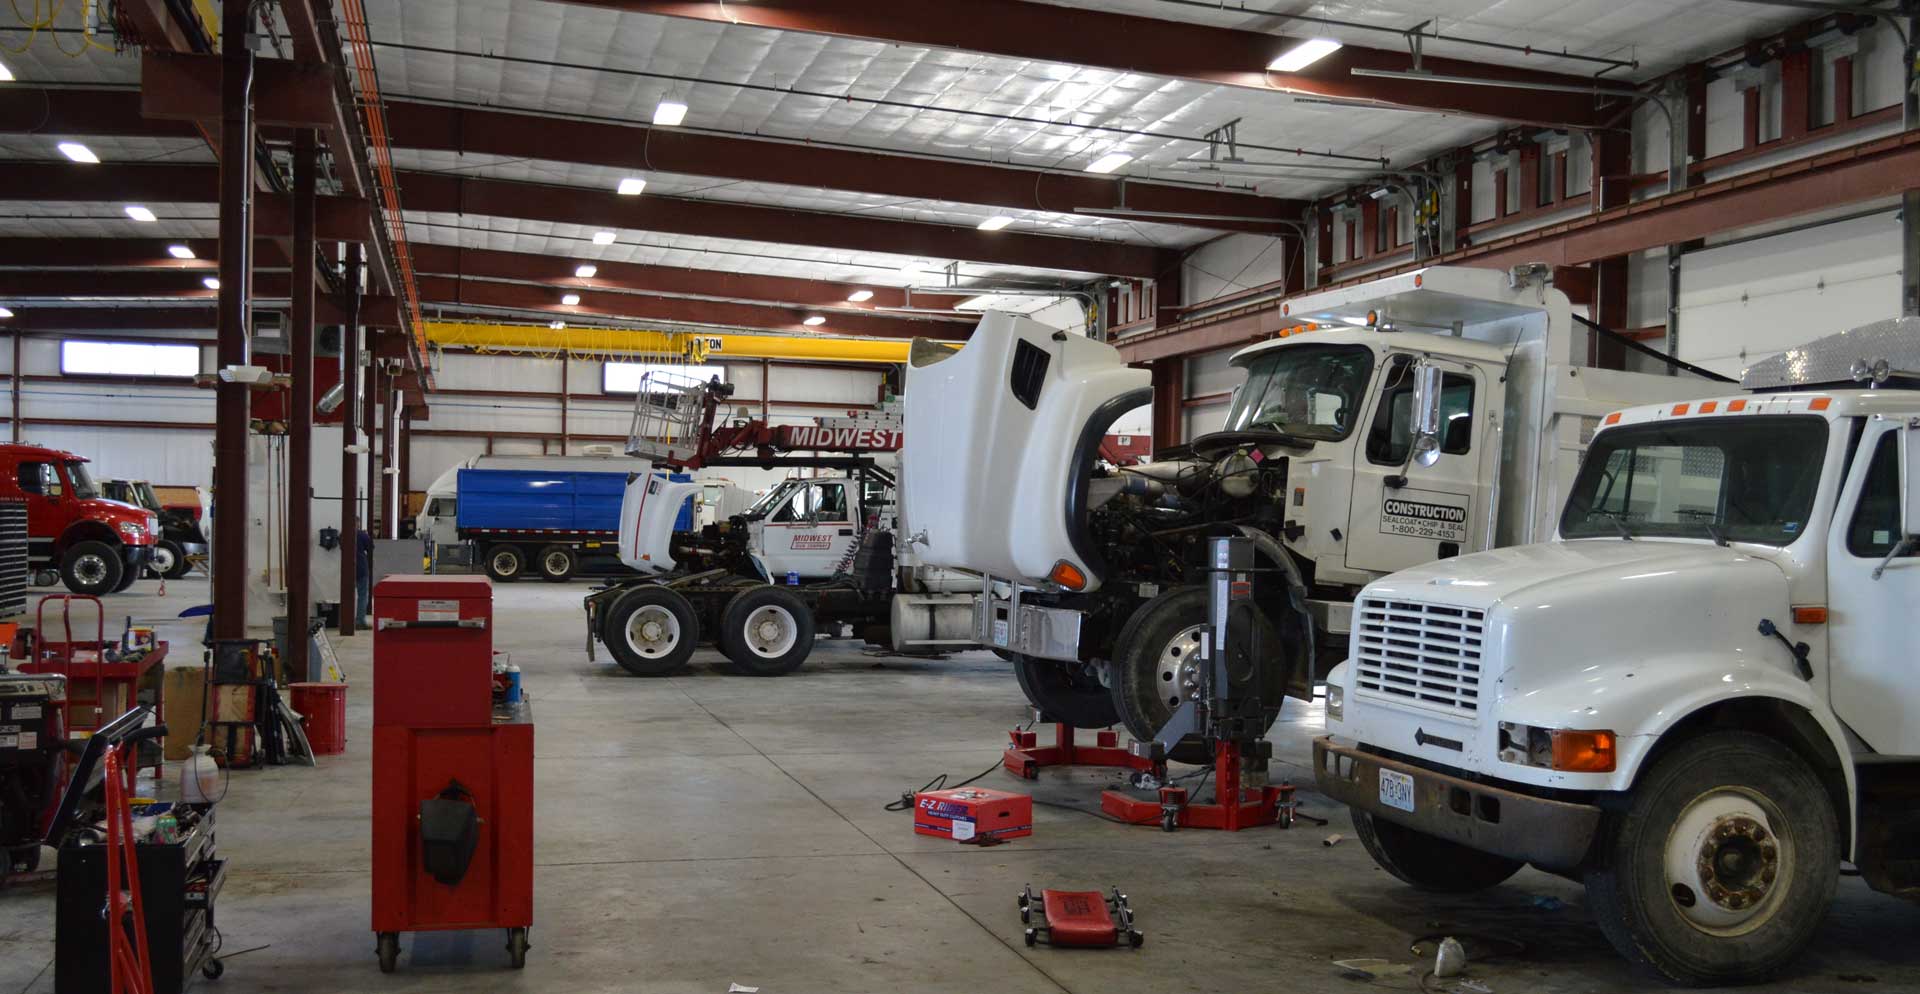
913 787 1032 842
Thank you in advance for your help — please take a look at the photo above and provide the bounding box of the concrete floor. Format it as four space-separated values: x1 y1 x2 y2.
4 575 1919 994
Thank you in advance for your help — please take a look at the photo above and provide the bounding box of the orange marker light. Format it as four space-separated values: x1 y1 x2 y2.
1699 401 1718 413
1728 399 1747 412
1672 403 1690 416
1366 310 1379 327
1792 605 1828 625
1048 560 1088 591
1809 397 1832 411
1550 729 1617 773
1413 274 1424 288
1603 412 1622 425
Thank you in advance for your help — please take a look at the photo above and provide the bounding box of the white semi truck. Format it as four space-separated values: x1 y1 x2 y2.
901 266 1711 758
1316 316 1920 986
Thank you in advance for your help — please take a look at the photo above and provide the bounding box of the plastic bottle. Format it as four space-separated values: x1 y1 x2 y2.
505 664 522 704
182 744 223 804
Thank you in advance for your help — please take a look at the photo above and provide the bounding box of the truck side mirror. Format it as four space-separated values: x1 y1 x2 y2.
1407 363 1446 468
1902 421 1920 540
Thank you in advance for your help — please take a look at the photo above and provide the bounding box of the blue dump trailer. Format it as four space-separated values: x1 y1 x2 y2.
456 467 690 581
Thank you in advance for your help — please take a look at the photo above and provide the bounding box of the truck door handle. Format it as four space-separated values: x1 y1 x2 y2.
838 529 854 536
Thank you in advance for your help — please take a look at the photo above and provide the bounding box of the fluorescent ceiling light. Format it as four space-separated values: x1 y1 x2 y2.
0 59 13 83
802 316 826 326
653 100 688 127
977 216 1014 231
0 307 12 319
124 205 157 223
202 277 221 290
57 142 99 164
549 320 567 330
167 244 195 259
561 293 582 306
591 231 617 245
846 289 873 302
574 264 598 278
616 177 646 196
1084 151 1132 174
1267 38 1342 72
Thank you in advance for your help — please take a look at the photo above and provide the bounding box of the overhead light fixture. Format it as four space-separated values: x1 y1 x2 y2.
0 59 12 83
1367 187 1394 201
616 177 647 196
847 289 874 302
591 231 617 245
561 293 582 306
1267 38 1343 73
653 100 688 127
124 205 157 223
549 320 567 330
1084 151 1132 174
574 264 598 278
977 216 1014 231
57 142 99 164
202 277 221 290
167 244 196 259
0 307 12 319
802 316 826 327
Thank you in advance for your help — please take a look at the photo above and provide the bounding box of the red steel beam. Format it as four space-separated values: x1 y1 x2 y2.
383 100 1304 233
1117 129 1920 363
0 163 375 241
2 307 216 331
0 238 218 268
415 275 972 340
559 0 1619 128
0 87 199 138
396 170 1163 278
409 244 972 315
141 52 342 129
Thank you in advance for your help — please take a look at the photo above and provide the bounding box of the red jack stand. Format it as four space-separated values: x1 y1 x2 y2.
1100 740 1296 832
1002 713 1152 780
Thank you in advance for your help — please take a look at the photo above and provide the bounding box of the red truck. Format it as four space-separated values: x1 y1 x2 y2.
0 443 158 595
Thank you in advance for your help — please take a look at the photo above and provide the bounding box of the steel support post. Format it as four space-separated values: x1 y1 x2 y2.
288 129 317 678
211 1 255 641
339 243 361 636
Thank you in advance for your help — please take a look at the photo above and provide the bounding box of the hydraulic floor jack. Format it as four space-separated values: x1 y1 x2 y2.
1099 536 1295 832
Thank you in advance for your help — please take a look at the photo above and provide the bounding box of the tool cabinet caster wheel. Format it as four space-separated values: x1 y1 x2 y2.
1024 929 1036 947
1128 930 1144 948
376 933 400 973
506 927 530 969
1020 906 1030 924
201 958 224 980
1160 810 1178 832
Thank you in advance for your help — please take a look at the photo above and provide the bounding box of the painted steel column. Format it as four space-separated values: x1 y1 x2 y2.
338 243 361 637
560 358 569 456
287 129 316 680
211 1 255 641
362 353 378 538
382 380 398 538
1150 358 1183 451
1904 14 1918 317
10 332 19 441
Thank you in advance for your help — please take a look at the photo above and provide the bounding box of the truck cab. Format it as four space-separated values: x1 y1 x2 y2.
1315 315 1920 985
619 472 884 582
0 444 157 595
102 478 198 579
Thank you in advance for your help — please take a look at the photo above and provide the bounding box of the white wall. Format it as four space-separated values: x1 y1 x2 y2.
0 336 219 487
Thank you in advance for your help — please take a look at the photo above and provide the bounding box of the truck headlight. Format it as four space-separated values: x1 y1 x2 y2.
1499 722 1616 773
1325 683 1343 722
118 521 144 539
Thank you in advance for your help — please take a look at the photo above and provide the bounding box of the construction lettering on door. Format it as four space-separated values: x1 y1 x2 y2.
792 534 833 550
1380 490 1470 542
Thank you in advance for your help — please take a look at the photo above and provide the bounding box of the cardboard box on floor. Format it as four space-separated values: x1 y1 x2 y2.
162 666 205 761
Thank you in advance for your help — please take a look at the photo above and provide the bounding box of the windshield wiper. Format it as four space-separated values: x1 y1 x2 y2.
1703 521 1730 548
1597 511 1634 541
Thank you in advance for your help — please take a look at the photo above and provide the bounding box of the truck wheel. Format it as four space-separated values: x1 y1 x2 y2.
60 541 123 596
483 544 527 582
149 539 186 579
1583 731 1838 986
603 586 699 676
1011 654 1119 729
1108 586 1284 763
536 545 578 583
1352 809 1522 892
111 564 139 593
718 586 815 676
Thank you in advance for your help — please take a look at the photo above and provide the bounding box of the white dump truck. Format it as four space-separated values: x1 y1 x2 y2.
1315 316 1920 986
901 266 1713 759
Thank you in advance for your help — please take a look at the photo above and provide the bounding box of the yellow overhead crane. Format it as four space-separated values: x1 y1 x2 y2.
422 321 940 365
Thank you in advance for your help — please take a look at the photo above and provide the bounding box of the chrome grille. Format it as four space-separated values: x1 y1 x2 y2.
1353 597 1485 715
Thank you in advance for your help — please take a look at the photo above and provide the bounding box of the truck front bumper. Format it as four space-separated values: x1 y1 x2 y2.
1313 735 1602 871
123 545 153 569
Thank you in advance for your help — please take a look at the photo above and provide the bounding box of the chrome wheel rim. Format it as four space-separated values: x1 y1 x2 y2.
74 554 109 586
1155 624 1208 710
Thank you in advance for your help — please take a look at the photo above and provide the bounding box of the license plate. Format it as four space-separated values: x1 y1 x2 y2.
1378 768 1416 813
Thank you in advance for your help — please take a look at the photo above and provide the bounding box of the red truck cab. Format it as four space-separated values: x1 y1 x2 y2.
0 444 158 595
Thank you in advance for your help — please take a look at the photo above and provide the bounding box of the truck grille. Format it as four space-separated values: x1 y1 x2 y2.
1353 597 1485 716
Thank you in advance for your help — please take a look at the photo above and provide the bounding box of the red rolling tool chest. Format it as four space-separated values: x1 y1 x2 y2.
370 576 533 972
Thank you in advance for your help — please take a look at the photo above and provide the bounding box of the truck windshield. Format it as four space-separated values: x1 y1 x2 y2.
1223 344 1373 440
743 480 803 520
64 461 101 500
136 483 161 510
1561 416 1829 546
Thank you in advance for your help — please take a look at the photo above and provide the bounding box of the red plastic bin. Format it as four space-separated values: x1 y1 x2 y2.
290 682 349 755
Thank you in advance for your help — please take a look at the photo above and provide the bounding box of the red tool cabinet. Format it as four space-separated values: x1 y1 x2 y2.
370 576 533 972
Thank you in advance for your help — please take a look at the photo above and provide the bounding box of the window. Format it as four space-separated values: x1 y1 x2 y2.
1223 344 1373 441
1846 434 1915 559
61 340 200 378
16 461 57 496
1561 416 1829 546
770 483 849 524
63 461 100 500
602 362 726 395
425 498 455 518
1365 356 1476 465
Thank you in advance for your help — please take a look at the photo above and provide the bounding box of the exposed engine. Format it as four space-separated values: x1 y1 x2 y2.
1083 448 1293 589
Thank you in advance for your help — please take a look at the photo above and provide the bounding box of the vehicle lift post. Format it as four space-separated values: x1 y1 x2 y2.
1099 536 1295 831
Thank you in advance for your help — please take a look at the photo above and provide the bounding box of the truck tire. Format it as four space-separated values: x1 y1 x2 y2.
602 586 699 676
1011 654 1119 729
717 586 815 676
1352 809 1523 893
111 565 139 593
1107 586 1285 763
60 541 123 597
535 545 577 583
150 539 189 579
483 544 527 582
1583 731 1838 986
